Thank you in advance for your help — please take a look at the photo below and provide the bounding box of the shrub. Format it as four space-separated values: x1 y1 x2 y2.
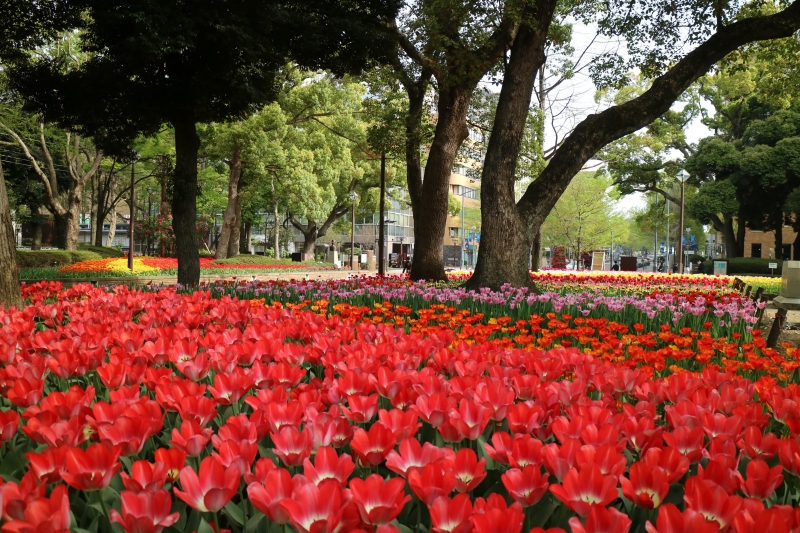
702 257 782 276
77 244 125 258
17 246 123 268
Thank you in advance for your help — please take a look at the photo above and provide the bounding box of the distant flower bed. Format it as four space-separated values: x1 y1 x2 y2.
51 256 338 277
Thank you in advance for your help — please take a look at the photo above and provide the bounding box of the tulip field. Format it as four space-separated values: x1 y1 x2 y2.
0 276 799 533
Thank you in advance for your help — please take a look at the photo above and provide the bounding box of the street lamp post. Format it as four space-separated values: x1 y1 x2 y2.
676 169 690 274
349 192 358 270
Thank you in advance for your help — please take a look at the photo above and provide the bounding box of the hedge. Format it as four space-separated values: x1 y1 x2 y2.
701 257 782 276
17 245 124 268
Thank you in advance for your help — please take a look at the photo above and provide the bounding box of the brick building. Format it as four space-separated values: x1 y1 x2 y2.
744 226 799 260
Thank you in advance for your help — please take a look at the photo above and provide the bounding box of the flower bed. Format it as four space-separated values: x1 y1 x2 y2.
0 282 798 533
46 256 338 278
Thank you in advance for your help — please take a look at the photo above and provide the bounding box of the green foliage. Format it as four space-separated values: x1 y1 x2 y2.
76 244 124 258
15 248 120 268
543 172 627 254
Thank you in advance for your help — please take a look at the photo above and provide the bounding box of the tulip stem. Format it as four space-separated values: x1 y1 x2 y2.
96 489 110 528
213 510 221 533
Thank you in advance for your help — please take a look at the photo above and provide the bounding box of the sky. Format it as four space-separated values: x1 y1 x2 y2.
535 22 715 214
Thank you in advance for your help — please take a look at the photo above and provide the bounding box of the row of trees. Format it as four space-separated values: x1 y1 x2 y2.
603 33 800 259
1 0 800 306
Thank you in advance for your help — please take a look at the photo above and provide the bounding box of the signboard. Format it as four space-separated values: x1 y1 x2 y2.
769 262 778 269
713 260 727 276
620 257 637 272
591 251 605 271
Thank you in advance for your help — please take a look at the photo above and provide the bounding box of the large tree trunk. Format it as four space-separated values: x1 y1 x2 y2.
106 210 117 247
467 13 555 290
483 3 800 285
228 210 242 257
171 115 201 285
90 175 100 245
736 208 746 257
530 227 544 271
409 86 472 281
239 222 251 255
53 214 68 250
302 232 317 255
0 162 21 308
215 145 242 260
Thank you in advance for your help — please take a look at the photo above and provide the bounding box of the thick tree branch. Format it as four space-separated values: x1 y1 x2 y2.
519 2 800 223
389 21 441 76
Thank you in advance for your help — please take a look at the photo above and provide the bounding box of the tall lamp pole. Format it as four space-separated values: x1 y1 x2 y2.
676 169 690 274
128 160 135 272
349 192 358 270
378 152 386 276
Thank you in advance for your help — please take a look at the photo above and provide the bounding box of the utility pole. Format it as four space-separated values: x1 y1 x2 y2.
653 195 658 273
677 170 690 274
666 196 670 274
128 160 135 272
378 152 386 276
460 190 465 268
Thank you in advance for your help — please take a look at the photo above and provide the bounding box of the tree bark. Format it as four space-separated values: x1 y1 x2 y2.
215 145 242 260
720 214 739 258
106 210 117 247
736 208 746 257
410 86 472 281
228 200 243 257
467 8 556 290
531 226 544 271
0 161 21 308
31 218 42 250
239 222 251 255
171 115 201 285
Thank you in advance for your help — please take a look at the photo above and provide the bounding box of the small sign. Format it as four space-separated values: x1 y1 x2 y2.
713 260 727 276
769 262 778 269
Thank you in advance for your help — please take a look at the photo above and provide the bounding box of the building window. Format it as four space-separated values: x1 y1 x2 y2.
751 243 762 258
449 227 461 238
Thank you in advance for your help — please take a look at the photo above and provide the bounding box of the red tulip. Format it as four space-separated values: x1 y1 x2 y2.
6 375 44 408
98 416 161 456
350 423 397 467
25 445 69 485
542 439 581 481
170 419 213 457
377 408 421 441
154 448 187 482
644 503 720 533
349 474 411 525
483 431 514 466
175 395 218 427
549 464 618 517
0 409 20 442
408 462 457 506
2 472 47 521
429 493 472 533
778 438 800 476
662 426 705 464
173 456 240 513
471 494 524 533
0 484 70 533
121 461 169 493
385 437 451 478
341 394 379 423
60 443 121 491
620 462 669 509
569 506 632 533
302 446 354 487
263 401 304 434
737 459 784 499
271 426 313 467
737 427 780 461
279 481 359 533
448 399 492 441
109 490 180 533
446 448 487 493
641 447 689 484
415 392 455 428
501 465 550 507
683 477 742 531
247 467 299 524
508 434 545 469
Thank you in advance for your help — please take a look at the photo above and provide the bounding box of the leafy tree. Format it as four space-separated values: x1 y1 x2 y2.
466 0 800 289
542 172 627 265
1 0 399 284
